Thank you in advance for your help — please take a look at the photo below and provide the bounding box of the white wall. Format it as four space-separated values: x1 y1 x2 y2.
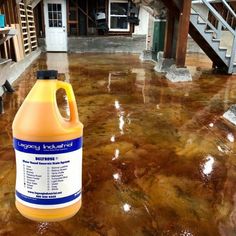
133 7 149 35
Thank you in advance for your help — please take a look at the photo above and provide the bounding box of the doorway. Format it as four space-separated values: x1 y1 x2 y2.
44 0 67 51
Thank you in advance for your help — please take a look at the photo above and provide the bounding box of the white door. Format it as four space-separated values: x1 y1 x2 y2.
44 0 67 51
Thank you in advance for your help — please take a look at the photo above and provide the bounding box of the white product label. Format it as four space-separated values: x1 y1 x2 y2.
14 137 82 209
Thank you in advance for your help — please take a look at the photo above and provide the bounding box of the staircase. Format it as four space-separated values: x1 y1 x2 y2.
189 0 236 73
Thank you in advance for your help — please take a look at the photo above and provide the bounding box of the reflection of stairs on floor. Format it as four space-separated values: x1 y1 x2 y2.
189 0 236 74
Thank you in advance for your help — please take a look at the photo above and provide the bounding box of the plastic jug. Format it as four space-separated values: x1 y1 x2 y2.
12 70 83 222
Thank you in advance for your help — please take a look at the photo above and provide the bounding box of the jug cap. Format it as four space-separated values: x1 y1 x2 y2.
37 70 58 80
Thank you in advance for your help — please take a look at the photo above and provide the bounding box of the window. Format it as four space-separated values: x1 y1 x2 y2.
109 0 129 32
48 3 62 28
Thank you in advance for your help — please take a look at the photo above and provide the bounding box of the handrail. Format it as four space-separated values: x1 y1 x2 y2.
201 0 235 35
192 0 236 19
221 0 236 19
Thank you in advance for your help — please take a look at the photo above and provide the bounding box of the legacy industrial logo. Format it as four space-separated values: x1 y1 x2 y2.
17 141 74 151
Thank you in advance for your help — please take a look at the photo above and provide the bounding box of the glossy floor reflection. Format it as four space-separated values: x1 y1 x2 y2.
1 53 236 236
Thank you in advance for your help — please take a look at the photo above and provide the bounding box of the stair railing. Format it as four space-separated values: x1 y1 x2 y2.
221 0 236 19
192 0 236 73
191 6 219 36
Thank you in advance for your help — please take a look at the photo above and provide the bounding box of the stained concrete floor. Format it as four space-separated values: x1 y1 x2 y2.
1 53 236 235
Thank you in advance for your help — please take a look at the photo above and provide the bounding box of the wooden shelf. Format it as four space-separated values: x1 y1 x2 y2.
0 27 13 34
0 58 11 65
0 27 17 45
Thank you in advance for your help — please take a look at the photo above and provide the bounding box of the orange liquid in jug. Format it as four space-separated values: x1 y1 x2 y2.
12 75 83 222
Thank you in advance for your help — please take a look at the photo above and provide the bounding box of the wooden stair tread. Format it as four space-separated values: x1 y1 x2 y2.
205 30 215 33
197 21 206 25
212 38 220 42
219 47 228 51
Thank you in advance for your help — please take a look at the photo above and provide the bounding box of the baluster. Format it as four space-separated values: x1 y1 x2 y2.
217 20 222 39
228 33 236 73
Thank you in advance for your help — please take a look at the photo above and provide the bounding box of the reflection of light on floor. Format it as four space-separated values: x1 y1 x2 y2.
127 113 131 125
113 173 121 181
119 114 125 134
114 100 127 135
123 203 131 212
46 53 70 82
202 155 214 175
209 123 214 127
114 100 120 110
217 144 230 153
180 230 193 236
132 68 146 104
110 135 115 142
37 222 49 235
112 149 120 160
227 133 234 143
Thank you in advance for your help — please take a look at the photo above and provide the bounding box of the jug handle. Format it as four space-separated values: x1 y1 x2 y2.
57 81 79 123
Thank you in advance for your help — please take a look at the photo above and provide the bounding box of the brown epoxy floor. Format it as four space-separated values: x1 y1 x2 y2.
1 53 236 236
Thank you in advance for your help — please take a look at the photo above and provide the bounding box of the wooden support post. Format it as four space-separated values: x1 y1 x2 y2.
176 0 191 68
164 9 175 59
86 0 88 35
